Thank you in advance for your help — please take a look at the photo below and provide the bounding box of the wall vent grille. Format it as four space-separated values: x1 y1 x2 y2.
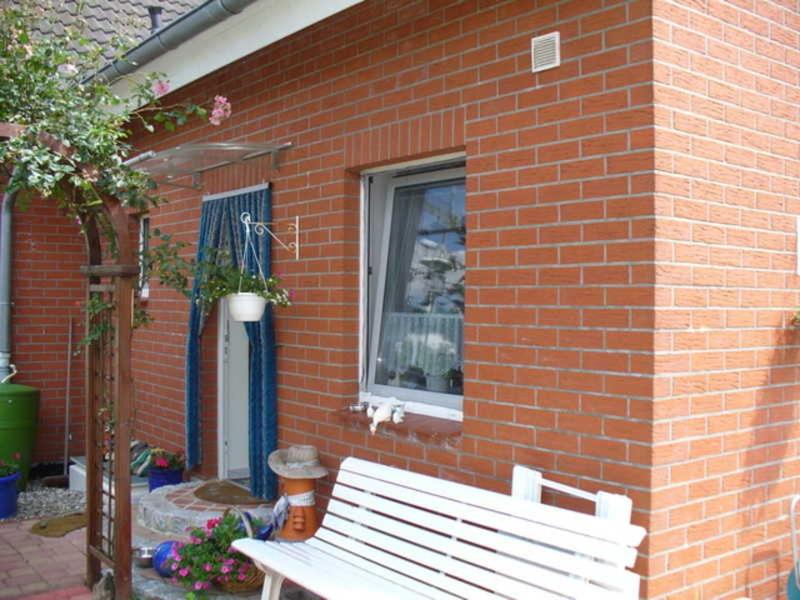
531 31 560 73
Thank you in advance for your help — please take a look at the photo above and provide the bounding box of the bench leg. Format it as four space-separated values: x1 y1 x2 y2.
261 571 285 600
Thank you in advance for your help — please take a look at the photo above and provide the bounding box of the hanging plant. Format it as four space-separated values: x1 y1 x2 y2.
196 249 290 322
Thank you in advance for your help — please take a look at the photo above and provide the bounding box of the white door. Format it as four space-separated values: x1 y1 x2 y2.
218 299 250 479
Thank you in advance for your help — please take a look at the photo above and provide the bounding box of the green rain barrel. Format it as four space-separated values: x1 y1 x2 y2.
0 383 40 490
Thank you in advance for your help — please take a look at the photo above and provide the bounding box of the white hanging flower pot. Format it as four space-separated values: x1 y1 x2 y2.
226 292 266 322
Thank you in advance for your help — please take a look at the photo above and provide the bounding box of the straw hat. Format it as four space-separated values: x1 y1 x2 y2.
268 445 328 479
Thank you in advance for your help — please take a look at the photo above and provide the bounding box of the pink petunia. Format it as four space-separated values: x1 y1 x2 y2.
154 456 169 468
151 79 170 97
178 568 189 577
170 563 178 571
221 565 231 574
237 573 247 581
203 563 213 572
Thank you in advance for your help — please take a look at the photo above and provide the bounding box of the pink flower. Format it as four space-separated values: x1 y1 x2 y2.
154 456 169 468
203 563 213 572
170 563 178 571
152 79 170 97
221 565 231 574
209 95 232 126
178 568 189 577
193 581 205 591
205 517 221 530
237 573 247 581
189 536 201 544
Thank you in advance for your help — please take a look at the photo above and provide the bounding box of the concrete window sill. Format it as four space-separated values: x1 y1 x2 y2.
335 409 462 448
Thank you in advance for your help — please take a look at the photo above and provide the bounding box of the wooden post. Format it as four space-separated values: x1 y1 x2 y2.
113 274 135 599
84 282 102 588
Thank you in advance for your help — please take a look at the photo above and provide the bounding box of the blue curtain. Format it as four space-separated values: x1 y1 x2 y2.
185 185 277 500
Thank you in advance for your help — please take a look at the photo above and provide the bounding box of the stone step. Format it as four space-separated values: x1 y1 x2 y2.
137 481 274 536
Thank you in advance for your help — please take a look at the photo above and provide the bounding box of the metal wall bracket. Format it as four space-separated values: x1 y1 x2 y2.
241 213 300 260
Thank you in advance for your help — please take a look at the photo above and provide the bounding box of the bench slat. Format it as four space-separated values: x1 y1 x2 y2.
334 470 636 568
313 530 498 599
234 538 431 600
327 498 627 599
328 486 639 588
323 513 561 600
340 458 645 548
315 526 567 600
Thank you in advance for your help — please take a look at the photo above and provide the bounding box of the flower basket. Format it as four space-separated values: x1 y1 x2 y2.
217 567 264 593
226 292 267 322
166 506 266 593
216 507 264 593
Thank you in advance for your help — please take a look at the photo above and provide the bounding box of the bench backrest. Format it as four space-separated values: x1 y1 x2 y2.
512 464 634 524
320 457 646 600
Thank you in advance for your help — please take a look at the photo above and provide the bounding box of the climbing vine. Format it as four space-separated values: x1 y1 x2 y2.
0 2 231 316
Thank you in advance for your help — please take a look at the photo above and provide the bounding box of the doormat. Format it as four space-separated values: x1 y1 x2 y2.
193 480 264 506
30 512 86 537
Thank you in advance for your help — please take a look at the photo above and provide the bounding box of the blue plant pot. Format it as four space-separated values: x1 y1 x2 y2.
153 540 180 577
148 468 183 492
0 471 20 519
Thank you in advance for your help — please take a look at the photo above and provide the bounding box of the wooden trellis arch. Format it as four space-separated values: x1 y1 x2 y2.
0 123 136 599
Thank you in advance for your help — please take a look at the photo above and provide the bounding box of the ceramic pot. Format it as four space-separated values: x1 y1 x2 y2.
148 468 183 492
227 293 266 322
426 375 449 393
0 471 20 519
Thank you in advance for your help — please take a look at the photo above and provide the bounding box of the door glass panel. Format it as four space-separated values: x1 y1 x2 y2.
374 179 465 396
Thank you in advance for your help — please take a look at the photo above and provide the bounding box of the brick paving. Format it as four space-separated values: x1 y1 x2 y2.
0 519 90 600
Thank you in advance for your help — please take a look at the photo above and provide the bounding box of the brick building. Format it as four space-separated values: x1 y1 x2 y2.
11 0 800 598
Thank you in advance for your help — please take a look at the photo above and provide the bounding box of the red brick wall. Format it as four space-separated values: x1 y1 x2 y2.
133 0 661 588
11 197 86 463
647 1 800 598
9 0 799 596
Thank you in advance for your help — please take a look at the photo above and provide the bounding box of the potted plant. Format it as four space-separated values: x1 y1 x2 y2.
0 452 21 519
147 448 185 492
166 511 267 596
443 366 464 394
426 371 450 393
197 249 290 322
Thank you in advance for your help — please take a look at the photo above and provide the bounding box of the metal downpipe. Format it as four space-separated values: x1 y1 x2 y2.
0 182 16 380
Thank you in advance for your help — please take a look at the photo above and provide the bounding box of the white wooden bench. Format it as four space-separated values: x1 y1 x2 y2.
233 457 647 600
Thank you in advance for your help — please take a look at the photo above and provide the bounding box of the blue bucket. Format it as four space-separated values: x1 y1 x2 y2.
0 471 20 519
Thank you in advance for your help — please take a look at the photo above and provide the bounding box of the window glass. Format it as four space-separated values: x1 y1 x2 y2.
373 178 465 397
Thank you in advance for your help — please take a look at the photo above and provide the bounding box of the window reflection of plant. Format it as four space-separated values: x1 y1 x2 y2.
412 212 465 315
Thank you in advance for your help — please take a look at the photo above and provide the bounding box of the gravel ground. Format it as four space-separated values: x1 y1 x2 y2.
0 479 85 522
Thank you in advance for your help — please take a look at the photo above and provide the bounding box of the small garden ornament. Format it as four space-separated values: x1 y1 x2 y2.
268 445 328 541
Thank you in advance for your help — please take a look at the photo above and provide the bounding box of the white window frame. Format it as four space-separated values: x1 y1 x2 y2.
360 157 466 421
138 216 150 299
